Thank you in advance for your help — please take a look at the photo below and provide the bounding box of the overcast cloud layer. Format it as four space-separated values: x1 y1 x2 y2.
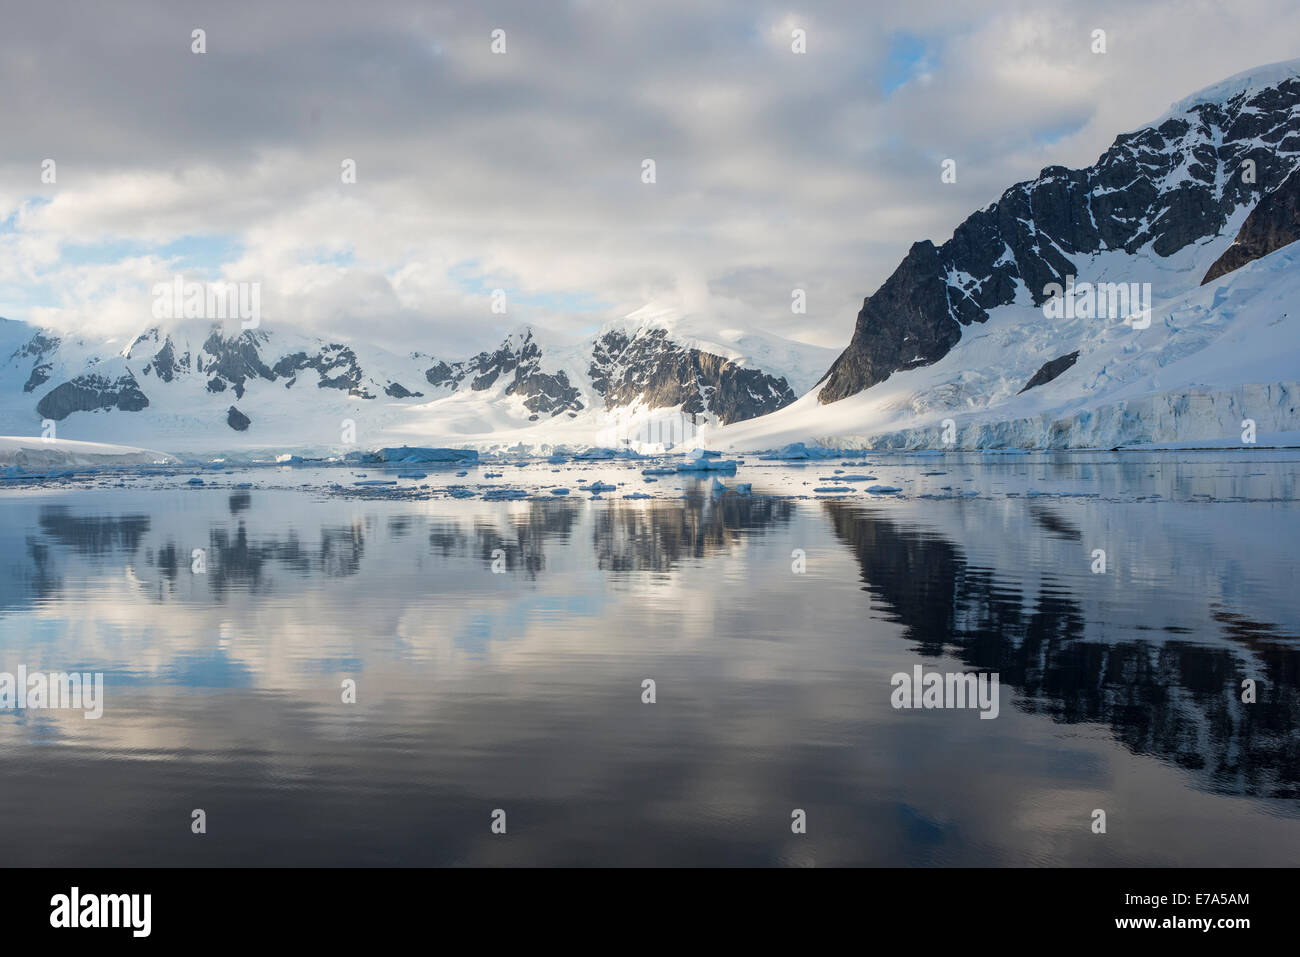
1 0 1298 355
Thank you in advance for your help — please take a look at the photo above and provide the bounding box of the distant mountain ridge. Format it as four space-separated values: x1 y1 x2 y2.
0 310 833 452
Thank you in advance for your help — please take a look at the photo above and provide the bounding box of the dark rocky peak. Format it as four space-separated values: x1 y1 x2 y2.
125 328 193 383
272 342 369 396
12 329 61 361
121 326 162 358
11 329 62 394
197 327 276 397
589 324 797 425
421 328 584 416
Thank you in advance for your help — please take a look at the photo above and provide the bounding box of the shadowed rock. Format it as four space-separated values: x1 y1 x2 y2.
1202 167 1300 283
1018 351 1080 393
36 373 149 420
384 381 422 398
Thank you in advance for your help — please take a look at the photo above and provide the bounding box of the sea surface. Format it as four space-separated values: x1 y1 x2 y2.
1 450 1297 865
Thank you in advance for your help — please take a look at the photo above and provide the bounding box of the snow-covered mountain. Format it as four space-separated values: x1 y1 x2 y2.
9 61 1300 456
0 308 833 454
720 58 1300 451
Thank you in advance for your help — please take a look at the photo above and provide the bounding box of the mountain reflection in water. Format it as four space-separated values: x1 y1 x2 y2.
0 477 1296 865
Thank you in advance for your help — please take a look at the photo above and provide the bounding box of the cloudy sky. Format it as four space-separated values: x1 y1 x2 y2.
1 0 1297 355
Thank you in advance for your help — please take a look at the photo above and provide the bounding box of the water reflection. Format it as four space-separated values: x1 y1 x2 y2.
823 501 1300 798
592 490 795 573
0 477 1296 865
39 506 150 555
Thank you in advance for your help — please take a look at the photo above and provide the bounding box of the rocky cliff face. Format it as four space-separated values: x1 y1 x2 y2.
36 372 150 420
1202 166 1300 283
589 327 797 425
416 326 802 425
128 327 397 401
421 330 585 416
16 331 59 394
818 70 1300 403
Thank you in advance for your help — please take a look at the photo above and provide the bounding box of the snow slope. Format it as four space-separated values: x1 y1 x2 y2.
1146 57 1300 130
0 310 832 457
711 234 1300 451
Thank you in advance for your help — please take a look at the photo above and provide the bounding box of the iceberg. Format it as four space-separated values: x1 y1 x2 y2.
677 448 738 472
373 447 480 465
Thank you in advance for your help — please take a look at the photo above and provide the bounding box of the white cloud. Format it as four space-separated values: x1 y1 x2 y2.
1 0 1297 356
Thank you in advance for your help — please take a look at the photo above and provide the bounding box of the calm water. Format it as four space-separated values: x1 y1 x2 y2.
1 451 1298 866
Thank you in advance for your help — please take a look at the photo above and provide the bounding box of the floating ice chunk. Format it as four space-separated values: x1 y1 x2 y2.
483 488 528 500
677 453 738 472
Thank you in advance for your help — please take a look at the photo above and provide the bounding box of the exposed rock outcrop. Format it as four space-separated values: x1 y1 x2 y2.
421 331 584 415
226 405 251 431
1202 167 1300 283
1018 351 1080 394
36 373 150 420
